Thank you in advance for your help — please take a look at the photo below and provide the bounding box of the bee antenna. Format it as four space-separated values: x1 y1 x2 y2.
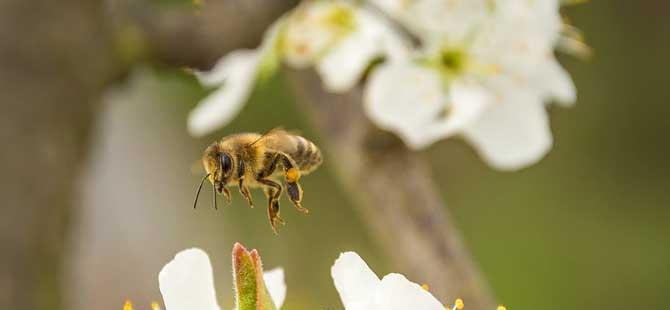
193 173 210 209
212 182 218 210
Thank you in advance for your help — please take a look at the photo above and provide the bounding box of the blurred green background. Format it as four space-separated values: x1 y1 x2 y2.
2 1 669 310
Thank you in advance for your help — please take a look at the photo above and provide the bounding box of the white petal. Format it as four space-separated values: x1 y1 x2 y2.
364 62 446 149
400 0 490 44
316 30 379 92
263 268 287 308
374 274 444 310
316 9 410 92
433 82 493 138
194 50 255 87
538 59 576 105
463 90 553 170
331 252 381 309
158 248 221 310
188 50 259 136
282 1 349 68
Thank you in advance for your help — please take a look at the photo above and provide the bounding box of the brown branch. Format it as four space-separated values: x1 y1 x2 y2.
285 69 497 310
108 0 300 67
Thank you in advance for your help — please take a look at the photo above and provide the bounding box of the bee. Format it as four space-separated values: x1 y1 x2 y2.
192 128 323 234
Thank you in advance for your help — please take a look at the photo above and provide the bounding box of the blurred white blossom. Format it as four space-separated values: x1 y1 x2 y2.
188 0 583 170
365 0 577 170
158 248 286 310
188 0 409 136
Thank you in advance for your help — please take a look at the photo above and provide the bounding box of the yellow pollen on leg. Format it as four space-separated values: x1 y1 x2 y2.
124 300 133 310
286 168 300 182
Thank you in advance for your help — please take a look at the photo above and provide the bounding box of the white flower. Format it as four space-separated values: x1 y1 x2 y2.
158 248 286 310
188 0 409 136
365 0 577 170
331 251 461 310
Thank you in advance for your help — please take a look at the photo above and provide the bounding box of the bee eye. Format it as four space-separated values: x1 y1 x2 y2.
220 153 232 174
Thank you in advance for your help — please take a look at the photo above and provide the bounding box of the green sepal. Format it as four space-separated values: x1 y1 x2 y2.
232 243 277 310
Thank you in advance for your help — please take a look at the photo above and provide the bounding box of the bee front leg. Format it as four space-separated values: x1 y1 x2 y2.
238 179 254 208
222 187 232 205
262 184 284 235
280 156 308 214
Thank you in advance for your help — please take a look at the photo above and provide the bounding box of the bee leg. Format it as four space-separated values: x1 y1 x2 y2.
238 179 254 208
222 187 232 204
259 179 284 229
280 156 308 214
263 185 284 235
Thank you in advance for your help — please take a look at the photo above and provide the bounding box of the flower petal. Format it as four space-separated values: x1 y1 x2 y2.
158 248 221 310
374 273 444 310
433 82 493 138
316 30 379 93
282 1 356 68
537 58 576 105
331 252 381 309
364 62 447 149
263 268 287 308
317 9 410 92
188 50 260 136
462 90 553 170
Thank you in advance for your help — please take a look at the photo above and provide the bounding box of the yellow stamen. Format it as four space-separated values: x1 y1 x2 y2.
124 300 133 310
497 306 507 310
421 283 430 291
454 298 464 310
151 302 161 310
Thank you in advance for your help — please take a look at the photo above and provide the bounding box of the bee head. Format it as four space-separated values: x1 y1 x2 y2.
202 143 234 193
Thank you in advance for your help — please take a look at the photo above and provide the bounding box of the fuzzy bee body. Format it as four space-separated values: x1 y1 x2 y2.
196 129 322 234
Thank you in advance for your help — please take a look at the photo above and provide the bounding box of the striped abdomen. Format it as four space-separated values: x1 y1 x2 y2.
290 135 322 174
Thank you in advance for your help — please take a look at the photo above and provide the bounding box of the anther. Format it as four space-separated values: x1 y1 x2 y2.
452 298 464 310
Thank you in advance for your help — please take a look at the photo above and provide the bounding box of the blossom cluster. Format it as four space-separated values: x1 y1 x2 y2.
188 0 584 170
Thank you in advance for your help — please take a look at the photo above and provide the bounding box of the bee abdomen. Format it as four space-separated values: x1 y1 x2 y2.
292 136 322 173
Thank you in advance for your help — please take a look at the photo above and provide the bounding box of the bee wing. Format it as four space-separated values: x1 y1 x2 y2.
261 130 301 155
248 127 292 147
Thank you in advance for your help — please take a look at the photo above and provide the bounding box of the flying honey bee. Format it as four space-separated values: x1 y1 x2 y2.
192 128 322 234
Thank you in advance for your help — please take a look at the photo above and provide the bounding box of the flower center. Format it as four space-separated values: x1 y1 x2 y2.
439 49 466 73
322 4 356 38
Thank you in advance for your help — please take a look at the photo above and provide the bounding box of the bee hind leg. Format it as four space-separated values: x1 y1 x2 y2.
238 179 254 208
286 181 307 214
260 179 284 234
281 156 309 214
